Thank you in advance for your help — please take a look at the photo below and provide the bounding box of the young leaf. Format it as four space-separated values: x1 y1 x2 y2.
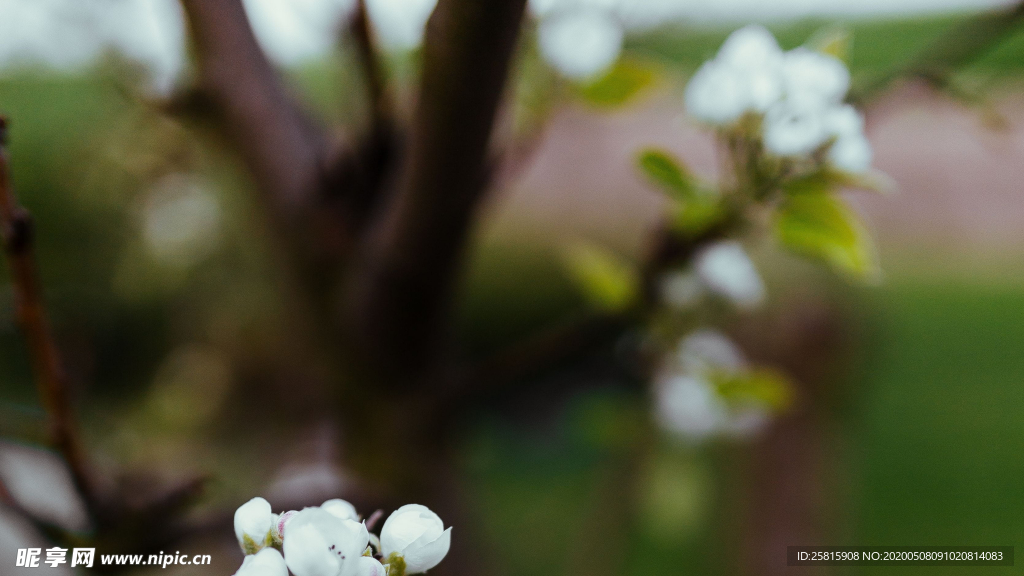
638 148 695 200
713 368 795 412
579 58 657 108
562 243 639 312
672 195 725 236
808 26 852 62
774 193 881 281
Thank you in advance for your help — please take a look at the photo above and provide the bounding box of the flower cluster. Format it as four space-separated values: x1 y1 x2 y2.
654 330 772 441
232 497 450 576
685 25 871 173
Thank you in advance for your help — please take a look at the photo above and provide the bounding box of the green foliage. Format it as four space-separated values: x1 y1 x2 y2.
637 148 696 201
774 192 880 281
578 58 657 108
562 243 639 312
712 368 795 412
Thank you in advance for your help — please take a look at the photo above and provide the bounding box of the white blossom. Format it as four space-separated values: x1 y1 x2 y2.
781 47 850 104
717 25 783 72
823 105 873 173
234 548 289 576
381 504 451 574
321 499 359 521
655 375 728 440
823 104 864 139
684 60 750 125
828 133 873 173
235 497 274 553
537 9 623 80
283 507 370 576
694 241 766 308
762 97 828 156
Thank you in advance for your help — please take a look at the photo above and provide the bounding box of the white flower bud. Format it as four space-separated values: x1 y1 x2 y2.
823 104 864 140
283 507 369 576
828 133 873 173
655 375 728 440
762 98 828 156
235 497 274 554
322 499 359 521
782 47 850 104
694 241 766 308
538 9 623 80
234 548 289 576
717 25 783 72
685 60 750 125
381 504 451 574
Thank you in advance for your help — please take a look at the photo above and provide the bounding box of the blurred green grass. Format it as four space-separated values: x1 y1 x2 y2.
850 280 1024 575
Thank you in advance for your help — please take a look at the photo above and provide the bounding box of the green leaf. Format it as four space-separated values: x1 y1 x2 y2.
672 195 725 236
562 243 639 312
579 58 657 108
712 368 795 412
637 148 696 200
785 167 895 196
775 193 881 281
808 26 852 62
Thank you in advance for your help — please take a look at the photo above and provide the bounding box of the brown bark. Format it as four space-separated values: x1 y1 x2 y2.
342 0 529 388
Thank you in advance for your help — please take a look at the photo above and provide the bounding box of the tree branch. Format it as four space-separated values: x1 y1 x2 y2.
0 117 97 518
178 0 332 224
342 0 529 386
339 0 401 229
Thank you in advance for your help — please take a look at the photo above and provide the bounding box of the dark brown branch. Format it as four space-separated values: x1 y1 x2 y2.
178 0 331 224
0 118 97 518
342 0 529 386
339 0 401 228
853 1 1024 102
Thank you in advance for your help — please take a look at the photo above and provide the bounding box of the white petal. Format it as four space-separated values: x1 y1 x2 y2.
401 527 451 574
236 548 289 576
717 25 782 71
347 557 387 576
655 375 728 440
381 504 445 558
694 241 766 308
828 133 873 173
823 104 864 139
234 497 273 549
322 499 359 521
538 9 623 80
762 99 828 156
685 60 749 125
782 47 850 104
284 521 340 576
284 508 369 576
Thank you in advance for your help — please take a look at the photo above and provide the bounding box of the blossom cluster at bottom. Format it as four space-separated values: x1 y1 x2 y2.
233 497 451 576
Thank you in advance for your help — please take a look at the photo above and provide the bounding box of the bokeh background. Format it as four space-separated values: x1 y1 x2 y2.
1 0 1023 575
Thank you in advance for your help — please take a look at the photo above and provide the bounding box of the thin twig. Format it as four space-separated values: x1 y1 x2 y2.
0 117 97 518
